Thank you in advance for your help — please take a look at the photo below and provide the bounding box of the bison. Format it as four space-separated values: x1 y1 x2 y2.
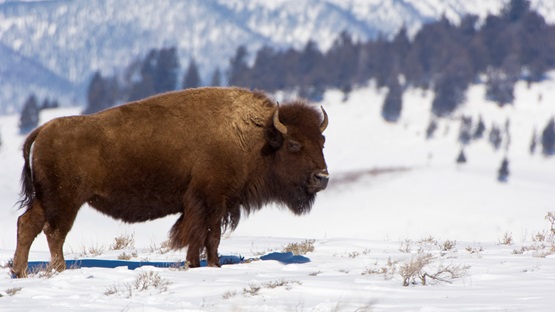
12 87 329 277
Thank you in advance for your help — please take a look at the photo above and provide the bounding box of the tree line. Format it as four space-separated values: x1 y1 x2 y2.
226 0 555 117
17 0 555 160
81 0 554 118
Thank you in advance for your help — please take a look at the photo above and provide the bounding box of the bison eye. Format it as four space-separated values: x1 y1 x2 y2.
288 140 302 152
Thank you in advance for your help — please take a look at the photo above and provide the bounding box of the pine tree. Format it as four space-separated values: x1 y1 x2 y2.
489 124 503 150
473 116 486 139
210 67 222 86
83 71 117 114
155 47 180 93
228 46 250 87
381 76 403 122
183 58 201 89
485 56 518 106
458 116 473 145
426 118 438 139
456 149 467 164
19 94 40 134
497 157 510 182
530 128 537 154
541 118 555 155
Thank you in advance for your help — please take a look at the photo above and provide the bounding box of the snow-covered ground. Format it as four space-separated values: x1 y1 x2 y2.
1 81 555 311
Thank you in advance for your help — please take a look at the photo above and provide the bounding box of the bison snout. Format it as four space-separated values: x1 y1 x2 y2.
309 169 329 193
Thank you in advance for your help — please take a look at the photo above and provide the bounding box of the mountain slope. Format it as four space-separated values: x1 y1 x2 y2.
0 0 554 112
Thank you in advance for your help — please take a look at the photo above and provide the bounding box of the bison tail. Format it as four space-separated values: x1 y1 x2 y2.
17 126 42 210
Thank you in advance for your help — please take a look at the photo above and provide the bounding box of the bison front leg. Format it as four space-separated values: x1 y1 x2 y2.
205 220 222 267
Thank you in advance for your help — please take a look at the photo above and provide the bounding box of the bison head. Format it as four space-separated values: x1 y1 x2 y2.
265 102 329 215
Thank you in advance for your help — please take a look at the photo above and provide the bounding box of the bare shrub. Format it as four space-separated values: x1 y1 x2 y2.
243 283 262 296
399 253 469 286
362 257 397 280
117 252 136 260
399 239 412 253
5 287 22 296
532 230 548 242
546 212 555 235
110 233 135 250
80 244 105 257
283 239 315 255
499 232 513 245
441 240 457 252
243 279 301 296
222 290 237 299
465 245 483 254
27 263 58 279
105 271 171 297
1 259 13 269
148 238 173 255
134 271 171 291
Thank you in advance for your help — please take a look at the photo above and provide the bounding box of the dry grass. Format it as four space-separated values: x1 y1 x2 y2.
117 251 138 260
105 271 171 297
79 244 105 257
4 287 23 296
498 232 513 245
149 238 172 254
362 257 398 280
110 233 135 250
283 239 315 255
242 279 302 296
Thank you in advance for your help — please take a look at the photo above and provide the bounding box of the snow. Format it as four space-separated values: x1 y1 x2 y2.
1 81 555 310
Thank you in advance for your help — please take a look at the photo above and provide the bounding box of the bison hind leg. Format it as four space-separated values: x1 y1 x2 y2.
13 200 46 278
169 213 206 268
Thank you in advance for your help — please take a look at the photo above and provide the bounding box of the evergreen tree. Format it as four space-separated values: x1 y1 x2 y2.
473 116 486 139
501 0 531 22
530 128 537 154
431 74 466 117
228 46 250 87
497 157 510 182
40 98 60 109
155 47 180 93
183 58 201 89
489 124 503 150
210 67 222 86
458 116 473 145
426 118 438 139
541 118 555 155
250 46 281 91
128 50 157 101
83 71 117 114
381 76 403 122
456 148 467 164
19 94 40 134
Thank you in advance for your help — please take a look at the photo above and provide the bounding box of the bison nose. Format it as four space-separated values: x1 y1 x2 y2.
311 169 329 192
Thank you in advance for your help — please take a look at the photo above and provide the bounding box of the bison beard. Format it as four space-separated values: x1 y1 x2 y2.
12 87 328 277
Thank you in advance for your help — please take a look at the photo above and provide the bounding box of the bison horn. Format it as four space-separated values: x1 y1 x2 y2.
319 106 328 133
273 105 288 135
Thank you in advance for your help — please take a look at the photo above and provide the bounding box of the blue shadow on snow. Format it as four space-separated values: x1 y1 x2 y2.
22 252 310 276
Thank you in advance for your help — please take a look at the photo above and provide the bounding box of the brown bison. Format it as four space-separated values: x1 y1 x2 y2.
12 87 329 277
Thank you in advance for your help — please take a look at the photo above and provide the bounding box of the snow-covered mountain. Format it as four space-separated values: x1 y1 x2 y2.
0 0 554 113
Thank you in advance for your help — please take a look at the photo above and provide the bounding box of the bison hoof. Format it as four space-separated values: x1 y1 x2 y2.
207 262 221 268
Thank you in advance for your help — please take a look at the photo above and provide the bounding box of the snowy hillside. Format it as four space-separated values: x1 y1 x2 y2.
1 0 555 113
1 79 555 309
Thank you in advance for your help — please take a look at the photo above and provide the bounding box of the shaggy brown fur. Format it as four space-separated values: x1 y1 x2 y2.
12 87 329 277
